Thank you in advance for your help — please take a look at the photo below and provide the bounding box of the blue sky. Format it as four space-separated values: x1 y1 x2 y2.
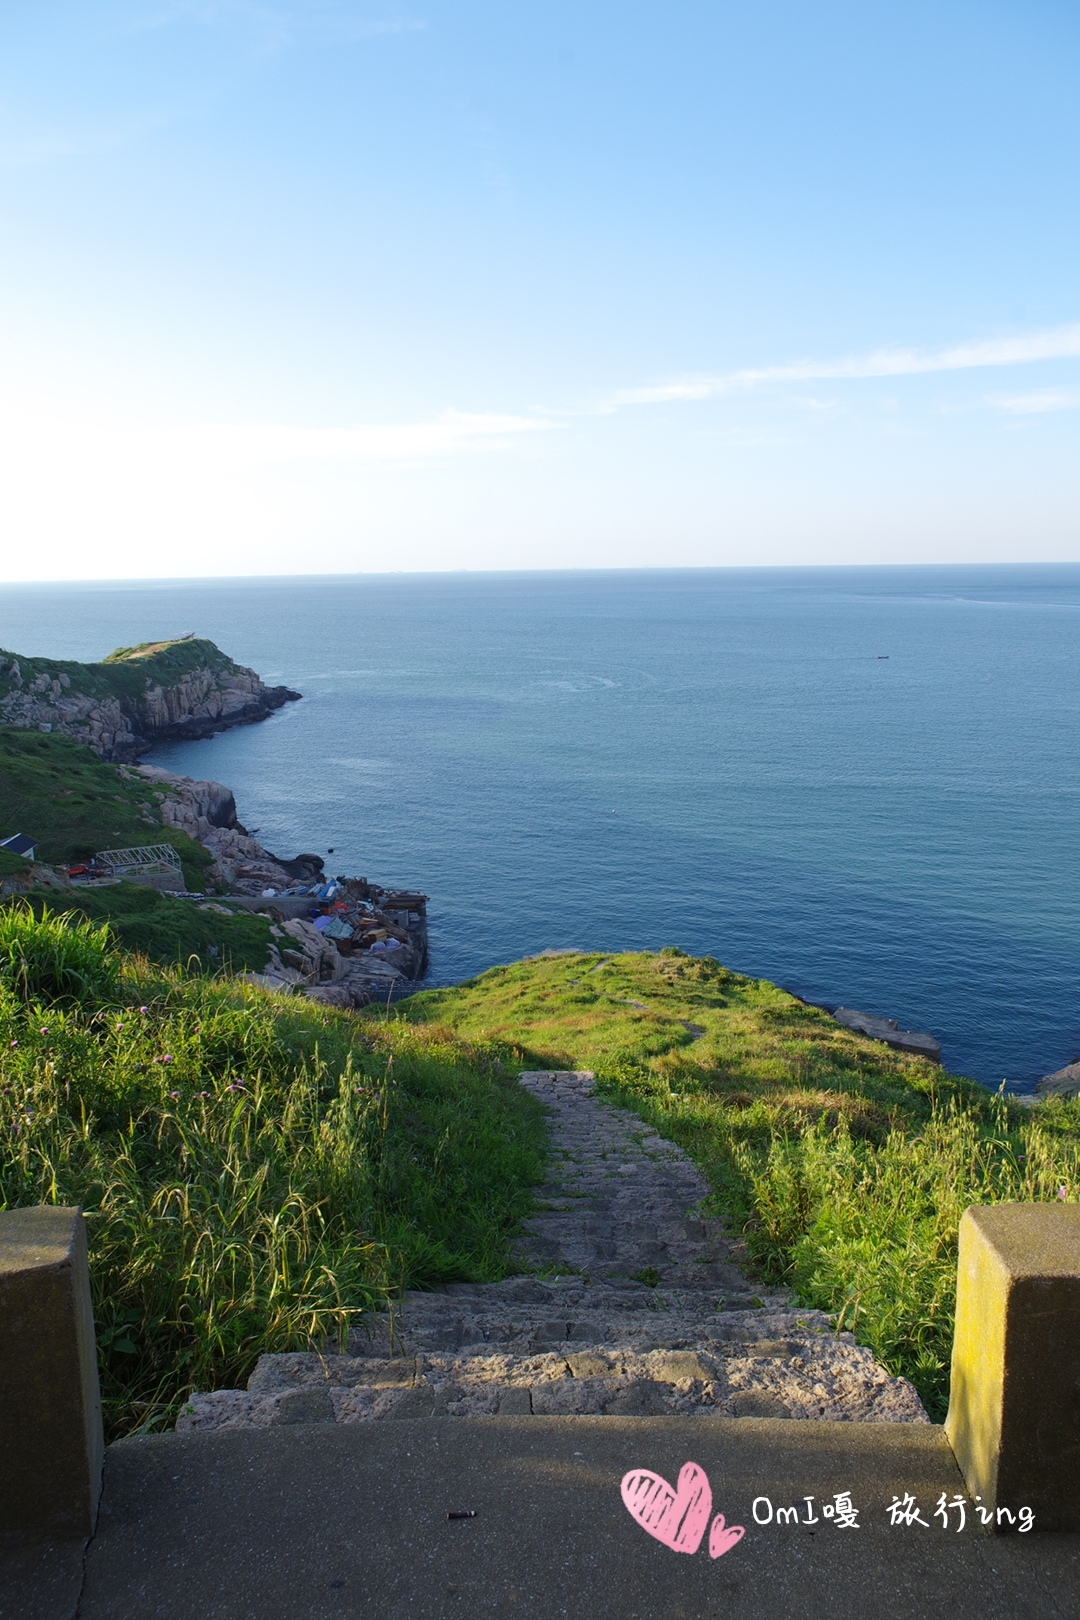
2 0 1079 577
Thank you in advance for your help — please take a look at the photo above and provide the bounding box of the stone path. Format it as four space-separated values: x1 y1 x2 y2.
179 1073 927 1430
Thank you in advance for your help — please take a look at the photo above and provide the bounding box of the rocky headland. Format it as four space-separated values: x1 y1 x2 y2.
0 635 299 760
0 634 428 1004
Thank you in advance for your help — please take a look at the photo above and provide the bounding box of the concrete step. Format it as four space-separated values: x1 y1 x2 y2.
54 1419 1080 1620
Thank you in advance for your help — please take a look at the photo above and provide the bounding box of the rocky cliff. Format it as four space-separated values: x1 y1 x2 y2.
0 636 299 760
133 764 324 894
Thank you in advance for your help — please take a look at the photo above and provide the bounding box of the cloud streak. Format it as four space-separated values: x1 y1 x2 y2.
990 388 1080 416
191 411 546 460
0 407 547 469
611 323 1080 408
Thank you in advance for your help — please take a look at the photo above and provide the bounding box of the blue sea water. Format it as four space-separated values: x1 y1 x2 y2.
2 565 1079 1092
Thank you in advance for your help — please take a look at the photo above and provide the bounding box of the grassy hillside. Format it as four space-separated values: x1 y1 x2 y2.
401 948 1080 1418
0 725 271 967
0 724 213 887
0 905 545 1439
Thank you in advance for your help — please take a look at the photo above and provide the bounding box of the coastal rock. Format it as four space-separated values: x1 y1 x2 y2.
129 766 294 894
1034 1061 1080 1100
833 1007 941 1062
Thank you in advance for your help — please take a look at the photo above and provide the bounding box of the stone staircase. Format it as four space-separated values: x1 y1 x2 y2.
178 1072 927 1431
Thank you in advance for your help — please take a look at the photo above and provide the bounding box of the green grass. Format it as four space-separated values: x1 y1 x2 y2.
14 883 273 974
0 846 32 879
0 724 212 887
0 906 546 1439
400 947 1080 1419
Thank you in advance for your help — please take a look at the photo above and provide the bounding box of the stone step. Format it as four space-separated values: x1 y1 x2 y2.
177 1071 929 1435
177 1289 928 1431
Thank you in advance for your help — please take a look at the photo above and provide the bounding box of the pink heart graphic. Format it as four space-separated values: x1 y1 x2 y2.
708 1513 746 1559
620 1462 713 1554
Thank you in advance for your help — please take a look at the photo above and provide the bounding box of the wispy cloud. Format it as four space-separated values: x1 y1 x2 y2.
191 411 545 460
989 388 1080 416
610 323 1080 409
0 408 546 468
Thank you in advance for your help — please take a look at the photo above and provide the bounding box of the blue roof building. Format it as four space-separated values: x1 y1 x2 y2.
0 833 37 860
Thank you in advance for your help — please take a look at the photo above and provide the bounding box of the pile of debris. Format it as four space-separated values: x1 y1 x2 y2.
244 881 428 1008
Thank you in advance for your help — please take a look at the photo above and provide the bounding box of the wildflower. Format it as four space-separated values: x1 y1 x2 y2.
1058 1187 1069 1201
9 1040 17 1048
162 1054 174 1065
39 1027 48 1036
139 1006 149 1015
169 1090 180 1100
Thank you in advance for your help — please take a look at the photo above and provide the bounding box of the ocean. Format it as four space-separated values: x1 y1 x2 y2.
2 565 1078 1092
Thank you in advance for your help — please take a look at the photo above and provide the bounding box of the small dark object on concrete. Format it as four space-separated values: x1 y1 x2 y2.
447 1510 477 1520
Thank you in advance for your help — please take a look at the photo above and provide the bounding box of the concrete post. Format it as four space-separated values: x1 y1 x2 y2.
945 1203 1080 1531
0 1206 103 1539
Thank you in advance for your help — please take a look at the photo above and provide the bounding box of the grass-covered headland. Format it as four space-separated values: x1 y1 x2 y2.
402 949 1080 1420
0 904 545 1440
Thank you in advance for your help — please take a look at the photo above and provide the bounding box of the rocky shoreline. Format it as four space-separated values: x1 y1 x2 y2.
128 763 428 1006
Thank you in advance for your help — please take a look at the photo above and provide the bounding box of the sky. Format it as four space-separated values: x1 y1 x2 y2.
1 0 1079 579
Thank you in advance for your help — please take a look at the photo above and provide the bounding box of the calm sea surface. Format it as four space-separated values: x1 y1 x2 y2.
3 566 1079 1092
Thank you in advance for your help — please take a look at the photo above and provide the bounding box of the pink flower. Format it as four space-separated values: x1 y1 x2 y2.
9 1040 17 1049
39 1027 48 1036
139 1006 149 1015
1058 1187 1068 1201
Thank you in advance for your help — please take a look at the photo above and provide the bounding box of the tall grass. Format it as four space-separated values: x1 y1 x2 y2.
0 907 545 1438
729 1100 1080 1415
0 904 118 1002
599 1065 1080 1419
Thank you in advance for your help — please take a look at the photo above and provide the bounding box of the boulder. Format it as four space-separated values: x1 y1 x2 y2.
832 1008 941 1063
1034 1061 1080 1100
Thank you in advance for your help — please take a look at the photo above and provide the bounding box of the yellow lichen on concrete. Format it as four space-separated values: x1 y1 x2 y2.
945 1204 1080 1530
